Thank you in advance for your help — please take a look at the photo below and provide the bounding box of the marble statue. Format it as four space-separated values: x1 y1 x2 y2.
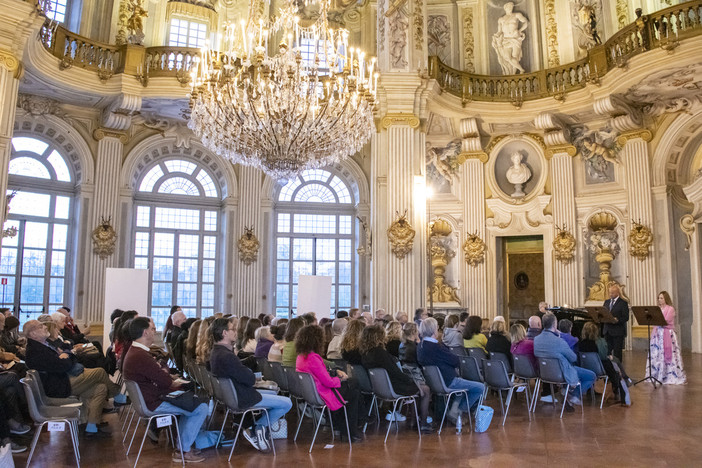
492 2 529 75
505 151 531 198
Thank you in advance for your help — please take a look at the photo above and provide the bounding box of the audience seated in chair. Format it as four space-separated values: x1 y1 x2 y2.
254 326 275 359
462 316 487 351
385 321 403 358
267 324 286 363
510 323 536 369
526 315 542 341
441 315 463 348
282 318 305 368
122 317 207 463
558 319 579 352
326 319 347 360
340 319 366 365
486 318 512 357
579 322 631 406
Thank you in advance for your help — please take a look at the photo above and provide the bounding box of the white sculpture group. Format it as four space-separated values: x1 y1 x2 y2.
492 2 529 75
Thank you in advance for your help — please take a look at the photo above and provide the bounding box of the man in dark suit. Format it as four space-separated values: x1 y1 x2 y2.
603 285 629 361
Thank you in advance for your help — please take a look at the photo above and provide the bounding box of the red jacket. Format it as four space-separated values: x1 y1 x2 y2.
123 345 173 411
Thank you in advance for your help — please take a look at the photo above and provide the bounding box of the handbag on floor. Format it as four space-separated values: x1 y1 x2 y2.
474 404 494 433
269 418 288 439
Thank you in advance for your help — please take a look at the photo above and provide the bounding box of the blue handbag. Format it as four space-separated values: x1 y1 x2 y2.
474 405 494 433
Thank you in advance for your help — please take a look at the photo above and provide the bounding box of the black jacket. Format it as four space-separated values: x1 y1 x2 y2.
603 297 629 337
486 332 512 357
210 344 262 409
398 341 418 365
362 346 418 396
25 338 75 398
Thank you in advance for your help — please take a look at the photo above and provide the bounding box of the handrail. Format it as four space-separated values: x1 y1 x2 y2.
33 0 702 91
428 0 702 106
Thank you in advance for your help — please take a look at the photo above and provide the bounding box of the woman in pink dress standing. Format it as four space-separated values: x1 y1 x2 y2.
646 291 687 384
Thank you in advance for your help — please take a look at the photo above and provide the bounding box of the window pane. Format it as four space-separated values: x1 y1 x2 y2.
55 197 70 219
47 150 71 182
204 211 217 231
1 277 15 304
20 276 44 304
293 214 336 234
338 285 351 307
339 239 352 261
165 160 197 175
12 137 49 154
339 215 352 234
154 207 200 230
294 183 336 203
338 262 351 284
22 249 46 275
316 261 335 277
203 236 216 258
292 239 313 260
152 282 173 306
24 222 48 249
316 239 336 261
197 171 218 197
51 251 66 276
49 278 64 303
53 224 68 250
276 261 289 283
277 238 290 260
153 232 175 256
135 232 150 256
8 157 50 179
178 234 199 258
202 260 215 282
140 166 165 192
278 213 290 233
136 206 151 227
276 284 289 307
152 257 174 281
202 284 214 307
292 261 312 282
134 256 148 270
151 308 170 330
178 258 199 282
0 247 17 274
177 283 197 306
158 176 201 196
9 192 50 217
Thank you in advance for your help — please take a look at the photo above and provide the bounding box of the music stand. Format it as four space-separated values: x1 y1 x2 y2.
584 306 617 324
631 306 668 388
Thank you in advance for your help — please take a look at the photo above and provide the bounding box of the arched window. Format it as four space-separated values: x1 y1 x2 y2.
1 136 75 320
275 169 356 318
133 158 222 329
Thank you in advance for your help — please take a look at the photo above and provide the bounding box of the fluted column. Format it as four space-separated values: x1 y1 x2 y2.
0 50 20 232
234 166 263 317
619 130 656 307
460 156 487 315
549 147 580 306
82 130 125 324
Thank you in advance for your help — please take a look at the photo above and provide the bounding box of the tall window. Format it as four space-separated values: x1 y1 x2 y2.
133 159 221 329
1 137 74 321
45 0 68 23
168 18 207 48
275 169 356 318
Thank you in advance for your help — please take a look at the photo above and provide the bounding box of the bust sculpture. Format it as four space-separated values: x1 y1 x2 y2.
505 151 532 198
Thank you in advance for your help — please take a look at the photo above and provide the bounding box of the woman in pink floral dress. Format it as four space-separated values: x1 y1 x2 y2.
646 291 687 385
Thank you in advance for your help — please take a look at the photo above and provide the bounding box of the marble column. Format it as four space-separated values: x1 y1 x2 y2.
460 156 487 315
233 166 263 318
618 130 656 307
682 178 702 353
548 147 580 306
0 50 20 231
82 130 126 324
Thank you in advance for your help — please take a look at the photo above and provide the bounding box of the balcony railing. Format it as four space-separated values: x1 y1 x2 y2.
33 0 702 94
428 0 702 106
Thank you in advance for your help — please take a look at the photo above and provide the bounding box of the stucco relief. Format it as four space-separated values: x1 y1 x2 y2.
426 139 460 193
389 10 410 69
625 63 702 117
428 15 450 63
571 124 619 184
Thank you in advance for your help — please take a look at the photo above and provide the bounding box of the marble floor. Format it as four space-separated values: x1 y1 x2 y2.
13 350 701 467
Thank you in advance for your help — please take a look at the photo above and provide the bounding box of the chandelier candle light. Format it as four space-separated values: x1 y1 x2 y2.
188 0 378 181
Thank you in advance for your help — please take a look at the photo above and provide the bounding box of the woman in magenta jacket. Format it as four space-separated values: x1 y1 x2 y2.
295 325 362 442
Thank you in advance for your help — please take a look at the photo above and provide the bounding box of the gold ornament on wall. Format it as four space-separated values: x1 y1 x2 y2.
587 211 621 301
428 219 460 304
628 221 653 260
462 232 486 267
387 211 415 259
92 216 117 260
553 225 576 263
238 226 260 265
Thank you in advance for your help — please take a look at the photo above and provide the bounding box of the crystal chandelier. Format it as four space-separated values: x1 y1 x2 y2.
188 0 377 181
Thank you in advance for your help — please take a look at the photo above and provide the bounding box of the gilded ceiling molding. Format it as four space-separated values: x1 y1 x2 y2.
461 7 475 72
0 49 21 79
616 0 629 30
380 113 420 129
616 129 653 145
93 128 129 144
544 0 560 67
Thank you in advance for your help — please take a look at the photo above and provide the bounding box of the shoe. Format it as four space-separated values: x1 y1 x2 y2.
102 407 118 414
385 411 407 422
564 402 575 413
172 450 205 463
255 427 271 453
242 428 262 451
84 428 111 439
8 419 31 435
567 394 582 406
338 432 362 443
11 441 27 453
540 395 558 403
419 424 435 434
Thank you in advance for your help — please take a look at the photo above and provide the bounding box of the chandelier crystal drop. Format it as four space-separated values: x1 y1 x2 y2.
188 0 378 181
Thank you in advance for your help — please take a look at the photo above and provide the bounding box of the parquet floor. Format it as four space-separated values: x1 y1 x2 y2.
13 351 701 467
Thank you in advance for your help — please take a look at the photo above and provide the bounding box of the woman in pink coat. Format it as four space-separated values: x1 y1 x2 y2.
295 325 362 442
646 291 687 384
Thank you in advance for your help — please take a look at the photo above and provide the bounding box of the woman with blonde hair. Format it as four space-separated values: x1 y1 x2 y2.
385 321 403 358
647 291 687 385
185 319 202 361
196 316 216 365
235 316 249 352
340 318 365 365
486 319 512 357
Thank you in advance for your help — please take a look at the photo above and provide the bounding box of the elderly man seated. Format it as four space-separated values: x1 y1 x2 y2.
417 318 485 425
534 313 596 410
165 310 187 348
23 320 125 438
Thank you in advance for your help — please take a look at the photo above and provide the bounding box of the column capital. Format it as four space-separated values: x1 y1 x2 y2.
545 144 577 159
0 49 21 79
379 113 421 130
457 151 488 164
616 129 653 145
93 128 128 144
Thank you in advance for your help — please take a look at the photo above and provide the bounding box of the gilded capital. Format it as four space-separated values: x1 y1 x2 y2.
616 129 653 145
456 151 488 165
545 144 577 159
0 49 21 79
380 113 421 130
93 128 129 144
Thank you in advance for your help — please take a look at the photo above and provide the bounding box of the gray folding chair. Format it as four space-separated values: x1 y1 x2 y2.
21 376 81 467
349 364 380 432
459 356 484 383
482 360 531 425
25 369 81 407
211 376 276 460
512 355 540 412
293 371 352 453
467 347 488 362
367 368 422 443
123 380 185 467
536 358 583 418
449 346 467 356
489 351 513 375
422 365 473 434
579 352 609 409
257 358 276 382
268 362 290 395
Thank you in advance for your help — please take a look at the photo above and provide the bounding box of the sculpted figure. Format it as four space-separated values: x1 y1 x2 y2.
505 151 531 198
492 2 529 75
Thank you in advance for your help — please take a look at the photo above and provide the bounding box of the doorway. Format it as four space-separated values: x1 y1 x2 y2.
500 236 544 324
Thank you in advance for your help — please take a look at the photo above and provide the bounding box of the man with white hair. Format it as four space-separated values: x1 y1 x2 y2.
417 318 485 425
165 310 187 347
527 315 542 340
603 285 629 361
326 319 347 360
375 309 386 320
362 311 374 326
